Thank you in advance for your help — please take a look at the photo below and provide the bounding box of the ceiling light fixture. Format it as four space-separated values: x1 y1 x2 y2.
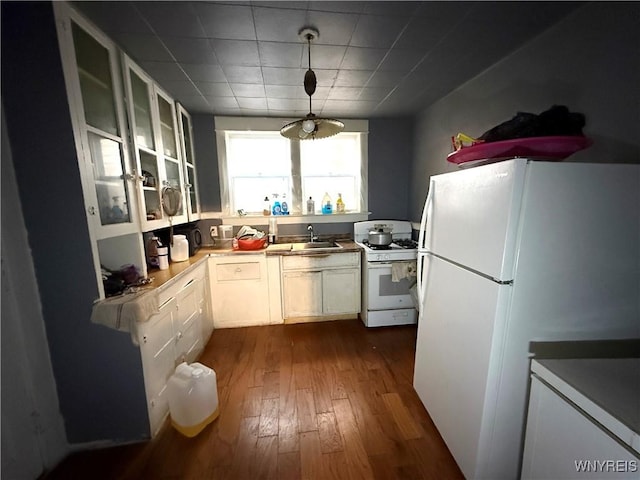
280 27 344 141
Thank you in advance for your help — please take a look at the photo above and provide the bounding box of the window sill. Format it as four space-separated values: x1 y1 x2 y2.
200 211 370 225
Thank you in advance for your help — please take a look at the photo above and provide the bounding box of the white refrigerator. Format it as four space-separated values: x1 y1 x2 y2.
413 158 640 479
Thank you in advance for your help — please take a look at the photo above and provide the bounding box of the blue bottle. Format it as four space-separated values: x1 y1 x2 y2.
281 194 289 215
272 194 281 215
321 192 333 214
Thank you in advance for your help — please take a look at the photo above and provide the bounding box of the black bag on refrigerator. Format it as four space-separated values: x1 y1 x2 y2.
478 105 586 143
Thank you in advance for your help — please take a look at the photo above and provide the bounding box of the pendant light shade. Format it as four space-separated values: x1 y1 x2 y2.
280 28 344 141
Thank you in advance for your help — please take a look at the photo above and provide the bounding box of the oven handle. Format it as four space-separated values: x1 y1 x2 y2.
367 261 394 268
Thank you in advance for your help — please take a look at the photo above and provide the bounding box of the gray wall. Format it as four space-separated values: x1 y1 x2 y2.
368 117 414 220
1 2 149 444
409 2 640 222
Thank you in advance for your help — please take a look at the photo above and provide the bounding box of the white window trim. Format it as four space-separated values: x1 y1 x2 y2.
214 116 369 222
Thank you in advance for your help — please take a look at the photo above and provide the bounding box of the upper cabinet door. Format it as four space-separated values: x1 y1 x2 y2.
176 103 201 221
55 6 141 239
123 57 187 231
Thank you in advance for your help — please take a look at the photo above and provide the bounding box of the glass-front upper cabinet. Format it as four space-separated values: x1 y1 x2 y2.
54 5 140 239
176 103 201 221
122 56 187 231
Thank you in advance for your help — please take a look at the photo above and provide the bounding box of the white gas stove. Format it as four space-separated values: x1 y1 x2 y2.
353 220 418 261
354 220 418 327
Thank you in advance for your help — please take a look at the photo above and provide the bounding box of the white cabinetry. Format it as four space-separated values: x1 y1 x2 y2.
281 252 361 320
137 262 209 436
323 268 361 314
282 270 323 317
521 359 639 480
176 103 201 222
137 297 177 436
209 255 271 328
122 56 188 232
54 3 146 296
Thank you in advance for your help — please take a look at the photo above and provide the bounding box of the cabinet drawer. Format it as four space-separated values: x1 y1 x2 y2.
215 261 262 281
175 314 202 363
138 298 176 356
148 385 170 436
282 252 360 271
175 280 199 329
157 262 206 306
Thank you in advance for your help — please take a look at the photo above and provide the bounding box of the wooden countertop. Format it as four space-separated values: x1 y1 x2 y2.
144 240 362 290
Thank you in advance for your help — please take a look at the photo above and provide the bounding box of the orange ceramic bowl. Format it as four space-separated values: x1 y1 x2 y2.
237 237 267 250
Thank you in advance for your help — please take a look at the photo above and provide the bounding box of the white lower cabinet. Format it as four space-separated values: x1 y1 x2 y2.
138 261 210 436
521 359 639 480
323 268 361 315
209 255 271 328
282 270 323 317
138 297 177 436
281 252 361 320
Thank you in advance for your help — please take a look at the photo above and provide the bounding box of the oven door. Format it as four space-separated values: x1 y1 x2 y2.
366 262 415 310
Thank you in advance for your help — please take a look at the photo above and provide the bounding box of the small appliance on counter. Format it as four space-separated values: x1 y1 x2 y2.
218 225 234 249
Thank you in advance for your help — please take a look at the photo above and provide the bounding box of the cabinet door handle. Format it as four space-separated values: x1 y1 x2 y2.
124 172 144 182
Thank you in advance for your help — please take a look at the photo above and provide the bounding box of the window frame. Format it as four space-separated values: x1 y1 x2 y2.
214 117 369 223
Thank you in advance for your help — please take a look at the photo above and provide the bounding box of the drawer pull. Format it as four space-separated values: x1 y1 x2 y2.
235 267 242 273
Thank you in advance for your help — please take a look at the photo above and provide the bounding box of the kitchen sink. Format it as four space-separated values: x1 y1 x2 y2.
292 241 343 250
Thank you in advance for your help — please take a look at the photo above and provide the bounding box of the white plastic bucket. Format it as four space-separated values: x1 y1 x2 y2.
167 362 219 437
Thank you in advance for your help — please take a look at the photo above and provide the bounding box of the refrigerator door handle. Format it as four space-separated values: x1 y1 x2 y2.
418 178 434 251
417 252 426 307
417 179 434 308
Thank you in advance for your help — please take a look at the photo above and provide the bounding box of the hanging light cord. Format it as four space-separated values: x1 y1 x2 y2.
307 34 312 113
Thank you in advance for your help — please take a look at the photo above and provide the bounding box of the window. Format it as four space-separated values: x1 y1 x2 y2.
216 117 368 218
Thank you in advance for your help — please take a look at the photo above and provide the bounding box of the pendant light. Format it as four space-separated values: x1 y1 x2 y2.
280 27 344 140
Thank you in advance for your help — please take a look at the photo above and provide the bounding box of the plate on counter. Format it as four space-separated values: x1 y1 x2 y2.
447 136 593 166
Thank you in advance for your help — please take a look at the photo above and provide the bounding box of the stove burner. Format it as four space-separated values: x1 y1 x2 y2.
394 239 418 249
360 239 417 250
361 240 391 250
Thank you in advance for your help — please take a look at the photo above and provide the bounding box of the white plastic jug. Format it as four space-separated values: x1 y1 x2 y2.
170 234 189 262
167 362 219 437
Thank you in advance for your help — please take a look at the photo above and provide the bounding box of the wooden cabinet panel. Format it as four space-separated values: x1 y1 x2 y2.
282 271 323 318
215 261 262 281
282 252 359 271
322 268 361 315
281 252 361 320
209 256 270 328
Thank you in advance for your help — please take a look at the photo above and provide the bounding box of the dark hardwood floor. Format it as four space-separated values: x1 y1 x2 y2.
44 320 463 479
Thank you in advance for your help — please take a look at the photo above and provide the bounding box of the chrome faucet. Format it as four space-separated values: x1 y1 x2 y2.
307 224 317 243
